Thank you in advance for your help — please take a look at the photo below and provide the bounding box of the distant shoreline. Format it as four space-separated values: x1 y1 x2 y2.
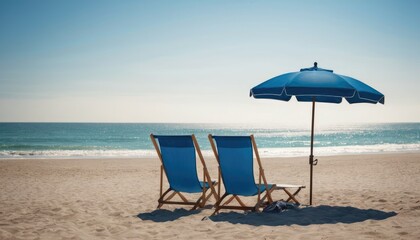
1 148 419 160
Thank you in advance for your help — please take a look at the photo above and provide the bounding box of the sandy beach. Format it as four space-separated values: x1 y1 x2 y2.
0 153 419 239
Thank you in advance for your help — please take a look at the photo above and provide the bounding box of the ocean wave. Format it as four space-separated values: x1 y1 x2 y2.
0 150 156 159
0 143 419 159
257 143 420 157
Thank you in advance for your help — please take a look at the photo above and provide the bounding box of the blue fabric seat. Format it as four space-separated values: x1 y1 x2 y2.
157 135 205 193
151 134 219 210
209 135 276 215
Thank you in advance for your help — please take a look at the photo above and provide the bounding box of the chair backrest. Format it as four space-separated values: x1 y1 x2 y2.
153 135 202 193
211 136 258 196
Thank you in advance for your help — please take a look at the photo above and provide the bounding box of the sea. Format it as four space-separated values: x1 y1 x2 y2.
0 122 419 159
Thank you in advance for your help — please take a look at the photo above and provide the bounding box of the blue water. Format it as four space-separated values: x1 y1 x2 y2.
0 123 419 158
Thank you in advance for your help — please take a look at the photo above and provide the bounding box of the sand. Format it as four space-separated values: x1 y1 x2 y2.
0 153 419 239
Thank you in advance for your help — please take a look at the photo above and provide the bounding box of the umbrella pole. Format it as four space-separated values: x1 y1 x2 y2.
309 98 316 205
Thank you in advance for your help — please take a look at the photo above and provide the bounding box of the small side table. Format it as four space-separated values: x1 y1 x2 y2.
273 184 305 204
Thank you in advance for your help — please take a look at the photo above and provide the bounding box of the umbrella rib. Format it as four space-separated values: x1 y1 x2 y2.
347 91 384 104
337 74 384 103
251 88 286 97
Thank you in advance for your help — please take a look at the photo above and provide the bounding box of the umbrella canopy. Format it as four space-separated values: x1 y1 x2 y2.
250 62 384 104
250 62 384 205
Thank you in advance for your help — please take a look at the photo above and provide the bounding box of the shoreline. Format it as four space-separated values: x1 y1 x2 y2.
1 149 419 160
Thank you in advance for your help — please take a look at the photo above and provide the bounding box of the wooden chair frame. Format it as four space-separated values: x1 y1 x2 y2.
208 134 276 216
273 184 306 204
150 134 220 210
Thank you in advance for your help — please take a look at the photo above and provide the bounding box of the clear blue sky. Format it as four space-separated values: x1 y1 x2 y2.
0 0 419 126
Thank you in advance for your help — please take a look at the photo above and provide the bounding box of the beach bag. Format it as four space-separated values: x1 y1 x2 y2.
263 201 298 213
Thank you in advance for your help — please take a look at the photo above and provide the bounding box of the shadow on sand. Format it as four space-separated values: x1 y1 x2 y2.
209 205 397 226
138 208 203 222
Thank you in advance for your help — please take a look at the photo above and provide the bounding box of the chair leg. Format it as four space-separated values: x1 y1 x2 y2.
254 192 267 211
195 187 213 209
158 189 192 209
176 192 189 203
211 193 229 216
199 196 206 208
209 182 219 202
234 196 247 207
212 190 278 215
197 182 220 209
158 186 220 210
204 189 217 203
222 195 236 206
266 187 276 203
157 188 173 209
201 185 218 207
192 195 204 210
254 187 276 211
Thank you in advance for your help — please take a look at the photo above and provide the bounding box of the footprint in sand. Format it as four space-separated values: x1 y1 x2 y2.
365 231 380 236
109 211 123 217
147 231 159 235
410 206 420 210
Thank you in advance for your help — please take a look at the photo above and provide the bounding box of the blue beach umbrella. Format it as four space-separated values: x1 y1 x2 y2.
250 62 384 205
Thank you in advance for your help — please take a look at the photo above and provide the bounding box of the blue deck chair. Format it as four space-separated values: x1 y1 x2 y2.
208 135 276 215
150 134 219 210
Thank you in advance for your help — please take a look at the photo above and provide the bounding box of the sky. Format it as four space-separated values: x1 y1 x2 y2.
0 0 419 126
